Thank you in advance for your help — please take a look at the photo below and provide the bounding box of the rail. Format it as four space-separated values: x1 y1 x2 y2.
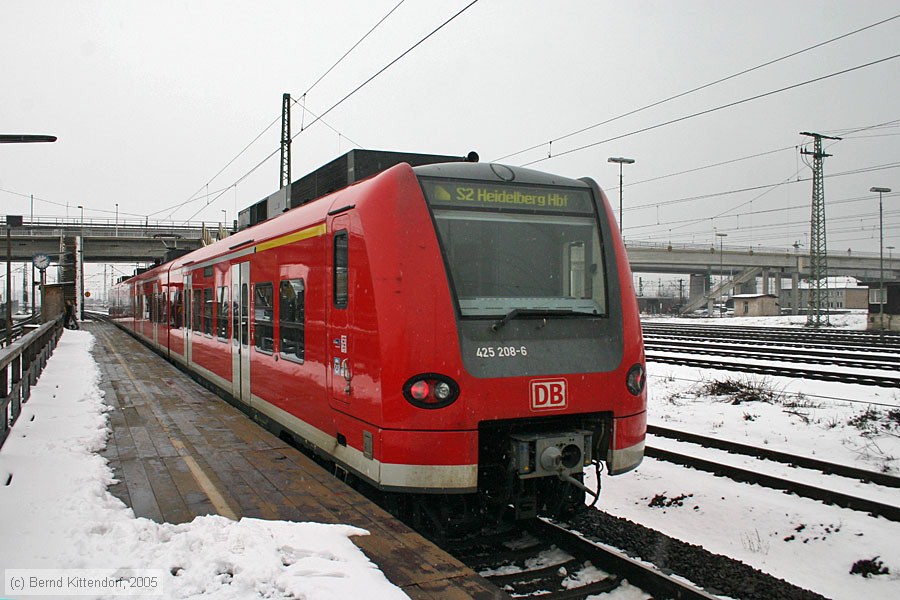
0 317 64 449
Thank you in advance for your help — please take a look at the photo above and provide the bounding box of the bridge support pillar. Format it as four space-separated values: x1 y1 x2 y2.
761 269 770 295
791 272 800 315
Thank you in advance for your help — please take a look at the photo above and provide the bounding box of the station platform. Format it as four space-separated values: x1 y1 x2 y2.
85 321 504 599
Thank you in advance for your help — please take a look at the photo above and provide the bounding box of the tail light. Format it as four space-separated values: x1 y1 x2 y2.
402 373 459 409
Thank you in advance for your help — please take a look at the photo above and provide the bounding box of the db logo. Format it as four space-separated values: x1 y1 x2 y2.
530 378 568 411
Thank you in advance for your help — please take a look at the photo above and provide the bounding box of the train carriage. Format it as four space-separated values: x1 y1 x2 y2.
111 157 647 524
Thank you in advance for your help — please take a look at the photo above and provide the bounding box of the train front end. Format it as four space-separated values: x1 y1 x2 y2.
408 162 646 519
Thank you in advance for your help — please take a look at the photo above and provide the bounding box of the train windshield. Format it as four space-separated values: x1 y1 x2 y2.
420 178 607 318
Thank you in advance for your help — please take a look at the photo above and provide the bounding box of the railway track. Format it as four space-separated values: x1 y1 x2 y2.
646 425 900 522
645 351 900 387
449 518 720 599
643 321 900 351
643 320 900 386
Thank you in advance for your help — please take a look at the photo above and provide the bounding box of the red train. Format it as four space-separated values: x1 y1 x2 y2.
111 157 646 525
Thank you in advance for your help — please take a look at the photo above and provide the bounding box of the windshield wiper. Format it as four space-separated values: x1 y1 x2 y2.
491 308 586 332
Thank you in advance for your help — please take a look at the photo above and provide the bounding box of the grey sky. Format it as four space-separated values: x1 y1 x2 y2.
3 0 898 256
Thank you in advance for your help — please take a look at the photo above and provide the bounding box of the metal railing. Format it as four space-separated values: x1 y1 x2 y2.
0 316 64 449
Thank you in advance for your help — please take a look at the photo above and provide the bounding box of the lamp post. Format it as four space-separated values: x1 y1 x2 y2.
221 209 227 232
77 205 85 320
115 203 119 237
608 157 635 235
870 187 891 330
717 232 728 317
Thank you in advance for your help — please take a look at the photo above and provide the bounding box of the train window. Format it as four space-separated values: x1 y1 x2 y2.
143 294 152 321
334 231 348 309
279 279 305 363
216 286 229 341
232 283 240 343
241 283 249 346
254 282 275 354
203 288 214 336
171 290 183 329
192 289 202 332
421 179 607 318
157 292 167 324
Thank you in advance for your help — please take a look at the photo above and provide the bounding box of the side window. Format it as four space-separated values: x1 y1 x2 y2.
203 288 214 335
334 231 348 309
279 279 305 363
217 286 229 341
192 289 202 332
171 289 183 329
143 293 152 320
254 282 275 353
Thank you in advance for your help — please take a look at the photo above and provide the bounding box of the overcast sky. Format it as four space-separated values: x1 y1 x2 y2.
3 0 898 257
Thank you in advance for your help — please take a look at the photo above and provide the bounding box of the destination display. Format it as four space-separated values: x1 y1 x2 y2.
420 179 595 215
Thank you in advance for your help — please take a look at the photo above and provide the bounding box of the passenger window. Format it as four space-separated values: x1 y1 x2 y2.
216 286 229 340
254 282 275 353
279 279 305 363
334 231 348 309
203 288 214 335
171 290 183 329
192 290 202 332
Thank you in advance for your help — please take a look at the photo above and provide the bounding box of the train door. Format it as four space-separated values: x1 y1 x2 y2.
231 262 251 405
184 274 193 366
328 217 352 407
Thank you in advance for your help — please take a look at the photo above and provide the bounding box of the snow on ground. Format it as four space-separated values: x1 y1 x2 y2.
0 330 406 600
2 314 899 599
587 312 900 599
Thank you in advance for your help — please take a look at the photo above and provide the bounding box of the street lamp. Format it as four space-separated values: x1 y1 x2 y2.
115 203 119 237
717 232 728 317
608 157 635 235
221 209 227 232
870 186 891 330
77 205 85 320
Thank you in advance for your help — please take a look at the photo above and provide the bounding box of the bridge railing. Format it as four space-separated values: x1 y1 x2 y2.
1 216 231 241
0 317 64 450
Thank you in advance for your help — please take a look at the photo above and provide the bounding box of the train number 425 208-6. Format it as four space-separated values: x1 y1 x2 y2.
476 346 528 358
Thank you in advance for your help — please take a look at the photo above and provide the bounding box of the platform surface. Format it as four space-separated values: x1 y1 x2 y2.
86 321 504 599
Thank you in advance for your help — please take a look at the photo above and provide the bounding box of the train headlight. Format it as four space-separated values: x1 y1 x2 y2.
402 373 459 409
626 363 646 396
434 381 452 400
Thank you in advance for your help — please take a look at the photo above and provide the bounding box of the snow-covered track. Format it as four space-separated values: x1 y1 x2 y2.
448 518 720 599
643 321 900 351
644 443 900 522
649 425 900 489
645 352 900 387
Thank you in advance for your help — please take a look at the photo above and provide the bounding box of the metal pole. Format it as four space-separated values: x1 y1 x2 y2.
717 232 727 317
115 203 119 237
608 157 635 235
618 163 623 233
871 187 891 331
5 227 11 346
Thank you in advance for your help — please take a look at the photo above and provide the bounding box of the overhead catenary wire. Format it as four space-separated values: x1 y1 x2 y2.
161 2 409 222
519 53 900 168
492 14 900 164
176 1 481 225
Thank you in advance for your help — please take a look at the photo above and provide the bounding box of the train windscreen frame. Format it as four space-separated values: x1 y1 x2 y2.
419 178 608 320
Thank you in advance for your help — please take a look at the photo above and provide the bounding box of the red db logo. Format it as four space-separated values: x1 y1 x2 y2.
530 379 568 411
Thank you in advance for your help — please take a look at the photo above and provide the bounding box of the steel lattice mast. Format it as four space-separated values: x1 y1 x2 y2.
800 131 840 328
280 93 292 190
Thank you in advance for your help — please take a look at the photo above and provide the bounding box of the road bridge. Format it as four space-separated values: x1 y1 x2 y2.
2 217 213 263
626 240 897 281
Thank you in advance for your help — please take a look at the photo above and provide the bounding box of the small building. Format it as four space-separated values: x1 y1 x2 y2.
779 276 869 312
868 281 900 332
730 293 779 317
